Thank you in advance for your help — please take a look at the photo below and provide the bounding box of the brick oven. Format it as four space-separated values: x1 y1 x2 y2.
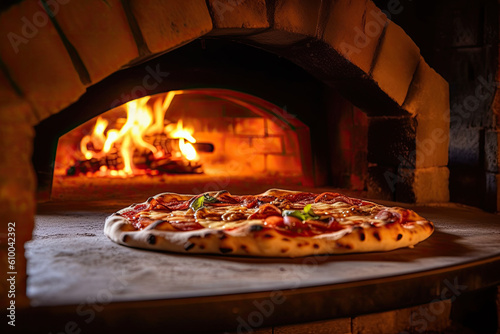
0 0 499 333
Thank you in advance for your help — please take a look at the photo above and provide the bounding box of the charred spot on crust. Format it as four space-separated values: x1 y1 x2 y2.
336 242 353 249
359 232 366 241
240 245 248 251
115 213 122 217
184 242 195 251
249 225 264 232
122 234 129 243
219 234 227 240
281 248 289 253
373 232 381 241
147 234 156 245
199 244 205 249
282 238 290 242
219 247 233 253
263 233 274 239
297 243 303 247
397 233 403 241
313 244 319 249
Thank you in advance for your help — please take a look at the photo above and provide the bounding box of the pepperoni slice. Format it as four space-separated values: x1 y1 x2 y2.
248 204 282 219
314 192 364 206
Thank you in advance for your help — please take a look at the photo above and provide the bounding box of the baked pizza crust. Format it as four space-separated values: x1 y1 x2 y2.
104 189 434 257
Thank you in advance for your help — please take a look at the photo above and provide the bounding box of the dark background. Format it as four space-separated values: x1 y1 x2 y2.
374 0 499 210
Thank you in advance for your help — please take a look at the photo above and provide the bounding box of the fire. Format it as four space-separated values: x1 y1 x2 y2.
169 120 198 161
77 92 200 176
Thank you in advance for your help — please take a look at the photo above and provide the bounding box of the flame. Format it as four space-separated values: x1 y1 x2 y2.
169 120 198 161
179 139 198 161
78 91 199 176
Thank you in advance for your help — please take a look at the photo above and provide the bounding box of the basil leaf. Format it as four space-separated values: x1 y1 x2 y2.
282 210 307 220
190 196 205 211
303 204 319 219
203 194 219 203
190 193 220 211
282 204 319 221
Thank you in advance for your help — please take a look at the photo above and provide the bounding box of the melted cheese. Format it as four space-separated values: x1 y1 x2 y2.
138 200 393 230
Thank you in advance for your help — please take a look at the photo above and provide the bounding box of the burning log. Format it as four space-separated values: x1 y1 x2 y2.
67 94 213 177
67 137 210 176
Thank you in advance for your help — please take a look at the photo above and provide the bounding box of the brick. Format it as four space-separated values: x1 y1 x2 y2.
267 155 301 174
252 136 283 154
274 318 351 334
409 300 451 332
0 183 35 240
353 308 413 334
0 121 35 173
54 0 138 84
353 301 451 334
234 118 265 136
0 122 36 240
274 0 321 37
370 20 421 106
323 0 387 74
413 117 449 168
267 119 286 135
449 127 480 166
403 58 449 168
230 137 252 154
396 167 450 203
367 116 416 167
207 0 268 30
130 0 212 54
0 0 85 122
0 96 35 125
448 47 496 129
249 154 266 173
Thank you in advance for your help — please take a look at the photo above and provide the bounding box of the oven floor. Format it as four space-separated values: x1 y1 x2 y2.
27 198 500 307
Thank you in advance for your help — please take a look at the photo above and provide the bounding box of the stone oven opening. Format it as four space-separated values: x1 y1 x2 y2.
51 88 312 201
1 0 499 333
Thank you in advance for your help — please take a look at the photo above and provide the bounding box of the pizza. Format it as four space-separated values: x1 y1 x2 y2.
104 189 434 257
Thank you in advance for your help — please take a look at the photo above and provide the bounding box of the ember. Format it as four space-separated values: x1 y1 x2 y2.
67 92 205 177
